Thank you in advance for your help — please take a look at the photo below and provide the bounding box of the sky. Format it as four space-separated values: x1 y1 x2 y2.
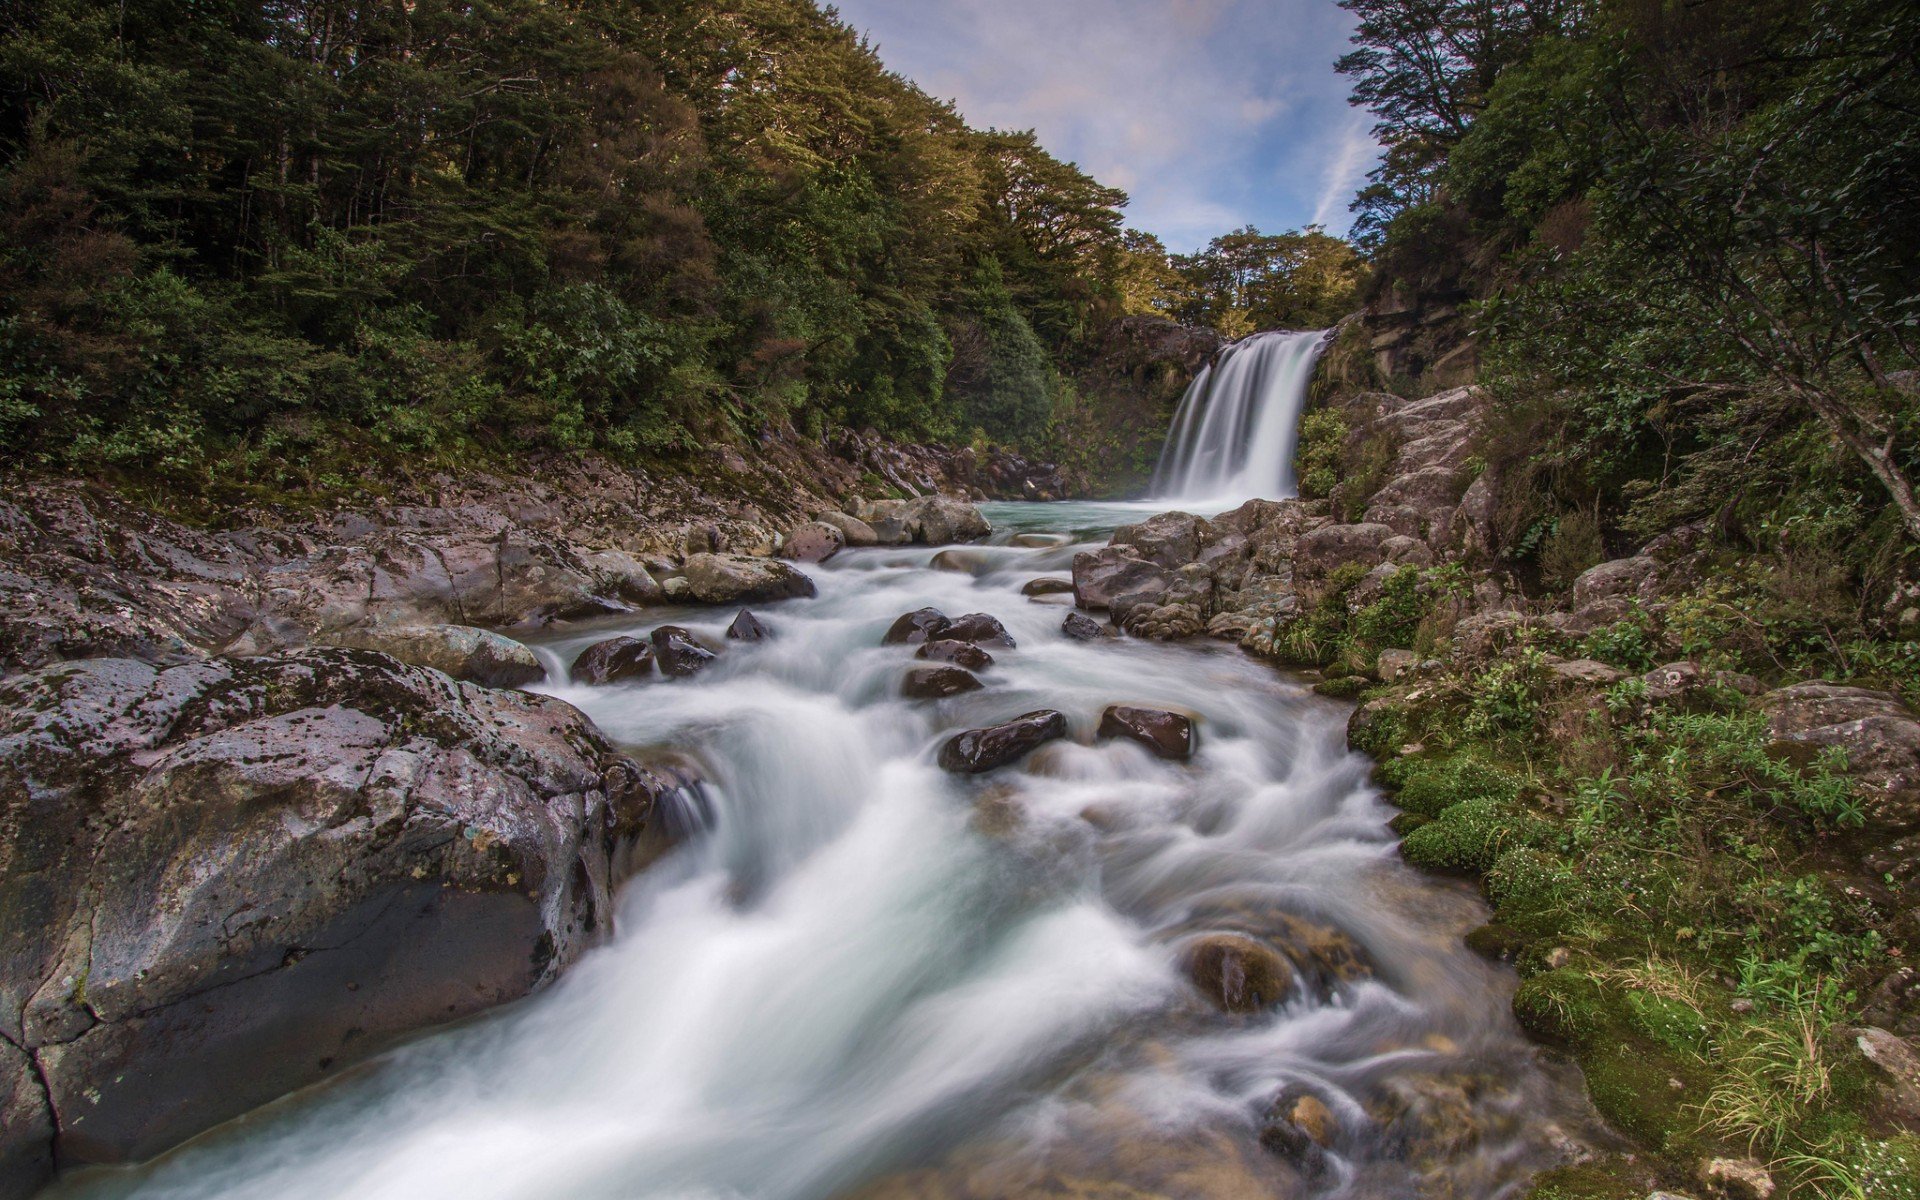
828 0 1378 254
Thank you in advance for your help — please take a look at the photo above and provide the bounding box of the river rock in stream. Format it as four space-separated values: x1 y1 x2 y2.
0 648 701 1192
572 634 656 684
937 710 1071 774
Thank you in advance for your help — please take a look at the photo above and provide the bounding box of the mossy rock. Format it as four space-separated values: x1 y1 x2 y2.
1387 811 1430 837
1486 846 1581 922
1621 989 1710 1056
1400 796 1536 874
1463 922 1529 963
1522 1158 1652 1200
1346 696 1405 757
1313 675 1371 700
1395 755 1525 818
1513 969 1610 1047
1581 1036 1707 1148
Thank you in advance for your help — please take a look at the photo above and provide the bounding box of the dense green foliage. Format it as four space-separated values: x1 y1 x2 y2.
0 0 1138 491
1116 224 1362 337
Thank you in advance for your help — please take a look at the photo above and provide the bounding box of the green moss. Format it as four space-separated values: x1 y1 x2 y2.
1582 1037 1705 1148
1400 796 1535 874
1387 811 1430 837
1522 1159 1648 1200
1486 846 1581 926
1463 922 1529 962
1394 755 1525 818
1512 968 1609 1047
1313 675 1370 699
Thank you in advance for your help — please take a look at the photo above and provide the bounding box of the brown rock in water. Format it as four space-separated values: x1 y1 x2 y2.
937 710 1070 774
1097 706 1196 761
1181 933 1294 1013
726 610 771 641
1111 510 1212 568
571 635 655 685
1062 612 1105 641
1260 1085 1339 1167
681 553 816 605
814 511 879 547
883 607 950 646
1021 577 1074 597
929 548 990 574
325 624 545 688
1071 547 1175 611
917 640 994 671
903 495 991 545
781 521 845 564
941 612 1016 648
902 665 983 700
651 625 717 677
0 649 702 1188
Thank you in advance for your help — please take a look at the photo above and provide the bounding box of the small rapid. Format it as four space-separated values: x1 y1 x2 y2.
52 501 1595 1200
1151 330 1329 506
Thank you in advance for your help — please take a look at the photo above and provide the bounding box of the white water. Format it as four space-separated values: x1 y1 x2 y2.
56 502 1592 1200
1151 330 1329 507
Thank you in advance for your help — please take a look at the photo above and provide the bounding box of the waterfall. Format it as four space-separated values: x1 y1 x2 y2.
1150 329 1329 504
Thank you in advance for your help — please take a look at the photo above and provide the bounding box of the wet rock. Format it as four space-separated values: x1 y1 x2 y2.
1098 706 1196 761
571 635 655 685
726 610 772 641
651 626 717 677
1696 1157 1775 1200
929 548 990 574
1378 648 1419 682
325 624 544 688
941 612 1016 649
681 553 816 605
917 640 994 671
582 549 663 605
903 495 991 545
902 665 983 700
1111 510 1212 568
1268 912 1375 996
1071 547 1175 612
1181 933 1294 1013
1010 533 1067 548
781 521 845 564
856 499 915 545
1062 612 1105 641
937 709 1070 774
814 511 878 547
0 649 698 1182
1120 601 1205 641
1021 577 1074 597
1260 1085 1338 1166
883 607 951 646
1759 682 1920 830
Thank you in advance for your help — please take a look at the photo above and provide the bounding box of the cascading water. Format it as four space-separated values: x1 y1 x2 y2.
1151 330 1329 506
51 502 1598 1200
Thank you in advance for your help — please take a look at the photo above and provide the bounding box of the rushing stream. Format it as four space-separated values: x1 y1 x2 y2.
53 500 1597 1200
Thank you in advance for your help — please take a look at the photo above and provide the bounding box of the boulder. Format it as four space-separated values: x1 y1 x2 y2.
1120 602 1206 641
814 511 879 548
1072 548 1175 612
941 612 1016 649
0 650 699 1187
858 499 915 545
883 608 951 646
1640 660 1761 704
570 635 655 685
937 710 1070 774
1759 682 1920 829
651 626 717 677
917 640 994 671
1696 1157 1775 1200
902 665 983 700
1293 523 1397 584
581 549 663 605
1260 1085 1338 1164
1111 511 1211 568
1377 649 1419 682
1097 706 1196 761
1547 657 1627 688
903 495 991 545
929 548 991 574
1181 933 1294 1013
781 521 845 564
680 553 816 605
1062 612 1105 641
1010 533 1068 548
726 610 772 641
325 624 544 689
1021 577 1075 597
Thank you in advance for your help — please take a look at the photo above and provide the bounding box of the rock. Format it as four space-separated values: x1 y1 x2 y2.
582 549 663 605
570 635 655 685
726 610 772 641
1759 682 1920 829
917 640 994 671
1062 612 1105 641
324 624 544 688
902 665 983 700
782 521 845 564
814 511 879 547
681 553 816 605
1010 533 1067 548
1293 523 1397 583
1021 577 1074 597
903 495 991 545
1696 1157 1774 1200
1120 601 1206 641
651 626 717 677
1097 706 1196 761
941 612 1016 648
1260 1086 1337 1162
1071 547 1175 612
1548 657 1627 687
1856 1026 1920 1118
858 499 915 545
1111 511 1212 568
937 710 1070 774
1640 660 1761 704
1378 649 1418 682
929 548 990 574
0 650 700 1183
1572 556 1658 609
1181 933 1294 1013
883 607 951 646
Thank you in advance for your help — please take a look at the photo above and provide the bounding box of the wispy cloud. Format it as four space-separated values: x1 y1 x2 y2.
833 0 1375 249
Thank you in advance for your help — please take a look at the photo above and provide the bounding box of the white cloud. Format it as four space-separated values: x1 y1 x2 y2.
1310 115 1379 229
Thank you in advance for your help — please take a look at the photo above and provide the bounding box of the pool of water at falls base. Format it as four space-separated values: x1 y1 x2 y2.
53 500 1600 1200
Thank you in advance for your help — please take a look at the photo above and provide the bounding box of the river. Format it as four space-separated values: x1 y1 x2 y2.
52 501 1597 1200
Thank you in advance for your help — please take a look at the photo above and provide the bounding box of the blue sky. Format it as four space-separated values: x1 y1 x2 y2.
828 0 1378 253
